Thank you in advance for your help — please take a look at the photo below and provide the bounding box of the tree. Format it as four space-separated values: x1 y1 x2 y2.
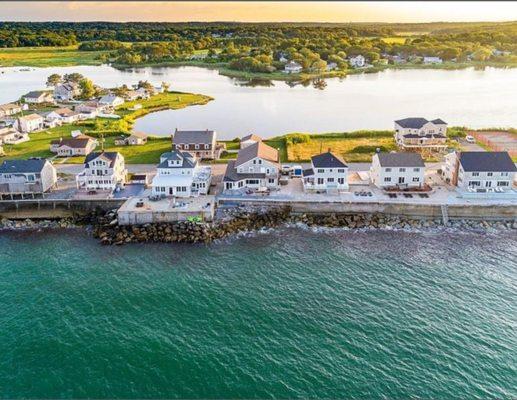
79 78 95 99
137 80 154 90
46 73 62 87
161 81 170 92
63 73 84 83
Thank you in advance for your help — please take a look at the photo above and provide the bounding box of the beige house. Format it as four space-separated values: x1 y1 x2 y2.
45 108 81 124
76 151 127 191
23 91 54 104
0 127 29 145
223 141 280 192
0 103 22 118
114 131 148 146
17 114 44 133
50 136 97 157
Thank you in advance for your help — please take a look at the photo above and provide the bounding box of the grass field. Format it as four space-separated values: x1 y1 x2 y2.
1 91 212 164
380 36 408 44
0 46 106 67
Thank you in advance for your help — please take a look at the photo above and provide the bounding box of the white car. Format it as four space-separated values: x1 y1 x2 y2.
466 135 475 143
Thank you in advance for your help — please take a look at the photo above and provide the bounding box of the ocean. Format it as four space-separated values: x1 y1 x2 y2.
0 228 515 398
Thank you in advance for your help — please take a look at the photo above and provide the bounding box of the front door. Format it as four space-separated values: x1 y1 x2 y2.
398 177 405 184
169 187 173 195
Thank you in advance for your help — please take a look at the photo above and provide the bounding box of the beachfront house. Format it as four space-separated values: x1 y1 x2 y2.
50 136 96 157
0 103 22 118
0 158 57 195
284 61 303 74
442 151 516 192
45 108 81 124
76 151 127 192
151 151 212 197
23 90 54 104
302 151 349 192
423 56 443 64
53 82 81 102
0 127 29 145
223 141 280 193
172 129 222 160
370 152 426 189
349 55 366 68
394 117 448 149
16 114 44 133
240 134 262 149
99 94 125 108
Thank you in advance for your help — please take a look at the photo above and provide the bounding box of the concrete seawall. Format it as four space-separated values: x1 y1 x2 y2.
0 199 125 219
218 198 517 220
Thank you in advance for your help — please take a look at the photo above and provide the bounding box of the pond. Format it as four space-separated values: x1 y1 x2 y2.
1 65 517 140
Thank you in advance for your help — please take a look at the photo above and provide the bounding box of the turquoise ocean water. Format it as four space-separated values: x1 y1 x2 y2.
0 228 516 398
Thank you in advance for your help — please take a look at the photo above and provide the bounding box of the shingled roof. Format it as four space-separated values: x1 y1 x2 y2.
458 151 517 172
235 141 279 167
173 129 216 145
84 152 120 168
311 151 347 168
376 152 425 167
0 158 48 174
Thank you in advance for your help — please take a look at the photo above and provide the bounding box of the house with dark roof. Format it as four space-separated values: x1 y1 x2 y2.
151 151 211 197
172 129 222 159
23 90 54 104
53 82 81 102
302 151 349 192
76 151 127 191
223 141 280 193
370 152 426 189
394 117 448 149
0 158 57 194
443 151 516 191
50 136 96 157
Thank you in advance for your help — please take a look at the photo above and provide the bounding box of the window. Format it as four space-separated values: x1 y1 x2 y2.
338 178 344 184
399 168 406 172
487 172 493 177
412 177 420 182
253 160 256 164
317 178 324 184
497 181 509 187
385 168 392 172
317 169 324 173
204 144 209 149
195 144 199 149
27 174 35 182
247 179 259 185
469 181 481 187
327 178 334 183
501 172 509 177
384 177 391 182
472 172 479 177
398 177 405 184
338 169 345 173
258 159 262 164
268 178 275 184
178 187 187 192
413 168 420 172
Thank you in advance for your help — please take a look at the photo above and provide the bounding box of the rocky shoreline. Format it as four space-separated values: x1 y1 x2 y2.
1 207 516 243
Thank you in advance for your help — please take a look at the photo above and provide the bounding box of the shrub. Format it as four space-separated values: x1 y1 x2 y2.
285 133 311 145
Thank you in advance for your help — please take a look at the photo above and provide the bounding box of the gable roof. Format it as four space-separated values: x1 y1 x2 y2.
241 134 262 142
311 151 347 168
235 141 279 166
51 137 93 149
158 151 196 169
376 152 425 167
458 151 517 172
431 118 447 125
24 90 51 99
0 103 21 112
52 108 76 117
0 158 48 174
19 113 43 122
173 129 216 145
84 151 120 168
99 94 123 103
395 118 430 129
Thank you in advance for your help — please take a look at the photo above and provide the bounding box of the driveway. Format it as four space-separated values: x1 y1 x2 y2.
458 138 486 152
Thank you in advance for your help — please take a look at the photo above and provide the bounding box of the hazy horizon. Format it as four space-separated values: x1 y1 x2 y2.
2 1 517 23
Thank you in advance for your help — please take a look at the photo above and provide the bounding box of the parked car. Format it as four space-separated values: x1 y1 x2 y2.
466 135 475 143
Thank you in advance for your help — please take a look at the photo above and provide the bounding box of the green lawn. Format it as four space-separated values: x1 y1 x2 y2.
0 45 106 67
1 91 213 164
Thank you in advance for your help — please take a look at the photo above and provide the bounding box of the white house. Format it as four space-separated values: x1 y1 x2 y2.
53 82 81 102
442 151 516 192
45 108 81 124
50 136 97 157
16 114 44 133
370 152 426 189
76 151 127 192
302 151 349 192
0 103 22 118
75 101 105 118
240 134 262 149
151 151 212 197
172 129 222 160
284 61 303 74
0 158 57 195
223 141 279 192
99 94 125 108
23 91 54 104
423 56 443 64
349 55 366 68
0 127 29 145
394 117 448 149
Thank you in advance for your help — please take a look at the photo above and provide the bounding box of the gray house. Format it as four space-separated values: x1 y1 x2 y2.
0 158 57 195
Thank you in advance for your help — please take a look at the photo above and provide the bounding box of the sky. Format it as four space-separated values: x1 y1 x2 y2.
1 1 517 23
